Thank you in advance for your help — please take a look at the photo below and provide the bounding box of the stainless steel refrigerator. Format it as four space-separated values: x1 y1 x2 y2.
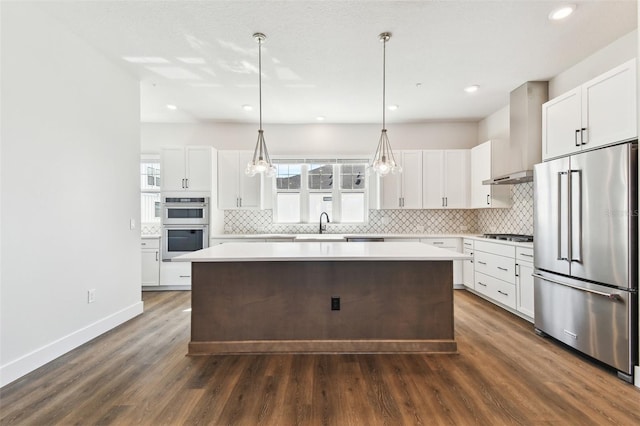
533 141 638 382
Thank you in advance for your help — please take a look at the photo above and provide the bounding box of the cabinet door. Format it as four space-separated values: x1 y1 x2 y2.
237 151 262 208
422 150 445 208
542 88 582 160
462 248 474 289
161 147 187 191
516 261 534 319
141 249 160 286
582 59 637 150
443 150 469 208
380 171 402 209
400 151 423 209
470 142 491 207
185 147 212 192
217 151 240 209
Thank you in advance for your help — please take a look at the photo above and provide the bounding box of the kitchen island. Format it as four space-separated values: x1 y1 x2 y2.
176 241 470 355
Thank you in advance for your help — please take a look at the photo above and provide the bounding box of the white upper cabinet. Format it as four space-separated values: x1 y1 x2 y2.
380 150 423 209
543 59 637 161
470 141 511 208
217 150 263 209
161 146 213 194
422 150 469 209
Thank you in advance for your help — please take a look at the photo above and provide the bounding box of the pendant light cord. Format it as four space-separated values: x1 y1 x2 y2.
382 36 386 131
258 36 263 132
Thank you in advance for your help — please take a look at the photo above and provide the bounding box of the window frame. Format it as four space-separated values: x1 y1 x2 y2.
271 157 369 224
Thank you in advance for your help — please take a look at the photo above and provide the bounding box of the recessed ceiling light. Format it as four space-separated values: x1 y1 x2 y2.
464 85 480 93
242 104 253 111
166 104 177 110
388 104 399 111
316 116 325 121
416 83 422 88
549 4 576 21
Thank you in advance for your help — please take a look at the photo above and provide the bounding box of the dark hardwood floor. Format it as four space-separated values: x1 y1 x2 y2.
1 289 639 425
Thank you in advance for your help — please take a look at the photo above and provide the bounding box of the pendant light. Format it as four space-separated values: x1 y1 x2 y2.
245 32 276 177
371 32 402 176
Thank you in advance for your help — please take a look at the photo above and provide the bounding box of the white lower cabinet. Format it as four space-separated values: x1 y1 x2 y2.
141 238 160 287
462 239 474 289
471 239 533 322
515 247 535 318
160 261 191 287
420 238 462 288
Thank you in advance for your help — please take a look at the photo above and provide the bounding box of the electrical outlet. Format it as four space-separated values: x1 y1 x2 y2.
331 297 340 311
129 218 136 230
416 224 425 232
88 289 96 304
460 225 468 231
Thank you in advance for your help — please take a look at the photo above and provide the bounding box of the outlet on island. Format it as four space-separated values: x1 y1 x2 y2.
331 297 340 311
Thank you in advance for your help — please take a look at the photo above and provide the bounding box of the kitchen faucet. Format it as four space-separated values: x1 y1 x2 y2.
319 212 330 234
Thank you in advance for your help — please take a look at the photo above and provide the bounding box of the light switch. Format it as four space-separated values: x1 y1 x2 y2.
130 218 136 230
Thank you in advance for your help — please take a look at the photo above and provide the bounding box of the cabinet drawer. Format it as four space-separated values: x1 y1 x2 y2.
475 251 515 284
516 246 534 263
462 239 474 249
421 238 460 251
474 240 516 257
141 238 160 249
475 272 517 309
160 261 191 286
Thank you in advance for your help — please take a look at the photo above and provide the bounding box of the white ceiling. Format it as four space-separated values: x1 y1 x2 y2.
35 1 637 124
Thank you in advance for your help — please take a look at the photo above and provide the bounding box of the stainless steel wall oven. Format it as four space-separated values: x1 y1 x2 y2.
161 197 209 260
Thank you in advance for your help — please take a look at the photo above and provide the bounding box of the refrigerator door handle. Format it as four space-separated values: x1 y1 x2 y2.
570 169 583 263
532 273 621 300
557 171 569 261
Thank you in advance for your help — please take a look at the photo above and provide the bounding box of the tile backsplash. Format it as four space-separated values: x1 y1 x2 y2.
223 183 534 235
476 182 534 235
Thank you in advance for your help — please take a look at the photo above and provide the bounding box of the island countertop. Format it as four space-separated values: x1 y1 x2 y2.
175 241 472 262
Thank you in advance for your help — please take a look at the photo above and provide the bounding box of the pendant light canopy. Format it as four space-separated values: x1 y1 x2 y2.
246 32 276 177
371 32 402 176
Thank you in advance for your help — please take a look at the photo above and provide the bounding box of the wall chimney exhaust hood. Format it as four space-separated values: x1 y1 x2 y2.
483 81 548 185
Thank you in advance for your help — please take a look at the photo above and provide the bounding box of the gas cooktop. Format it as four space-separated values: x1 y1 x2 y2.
481 233 534 242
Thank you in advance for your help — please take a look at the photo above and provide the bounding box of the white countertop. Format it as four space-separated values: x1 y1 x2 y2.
175 241 472 262
209 233 534 248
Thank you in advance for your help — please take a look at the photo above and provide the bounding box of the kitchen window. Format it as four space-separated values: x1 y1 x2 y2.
272 159 368 224
140 156 161 223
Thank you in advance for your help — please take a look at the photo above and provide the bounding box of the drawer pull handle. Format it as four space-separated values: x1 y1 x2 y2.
477 261 487 265
478 282 487 287
179 275 191 278
497 267 508 271
464 243 472 246
432 242 444 245
497 290 508 296
521 253 534 258
532 273 620 300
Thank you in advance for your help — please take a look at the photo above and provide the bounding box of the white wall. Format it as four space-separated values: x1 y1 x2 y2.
142 122 478 155
0 3 143 387
477 106 509 145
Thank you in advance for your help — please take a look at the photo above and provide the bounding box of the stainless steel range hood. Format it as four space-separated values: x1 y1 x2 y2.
483 169 534 185
483 81 548 185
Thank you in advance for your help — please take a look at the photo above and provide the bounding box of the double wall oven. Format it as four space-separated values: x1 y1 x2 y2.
162 197 209 261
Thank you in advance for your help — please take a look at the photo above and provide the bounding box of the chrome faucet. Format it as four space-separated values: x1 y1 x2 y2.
319 212 330 234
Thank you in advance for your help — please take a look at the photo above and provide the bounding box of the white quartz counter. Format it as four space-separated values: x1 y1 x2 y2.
176 241 472 262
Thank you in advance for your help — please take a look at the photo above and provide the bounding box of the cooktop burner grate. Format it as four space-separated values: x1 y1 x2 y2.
481 233 534 242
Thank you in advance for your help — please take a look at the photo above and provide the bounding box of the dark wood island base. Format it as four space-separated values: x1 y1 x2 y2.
189 260 457 355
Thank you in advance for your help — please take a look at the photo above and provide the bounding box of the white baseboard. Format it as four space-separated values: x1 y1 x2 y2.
635 366 640 388
0 301 143 388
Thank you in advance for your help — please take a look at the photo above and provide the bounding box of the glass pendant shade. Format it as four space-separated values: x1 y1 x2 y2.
371 129 402 176
245 32 276 178
246 129 276 177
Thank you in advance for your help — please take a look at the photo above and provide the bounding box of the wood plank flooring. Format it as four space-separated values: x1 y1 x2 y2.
1 290 639 425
